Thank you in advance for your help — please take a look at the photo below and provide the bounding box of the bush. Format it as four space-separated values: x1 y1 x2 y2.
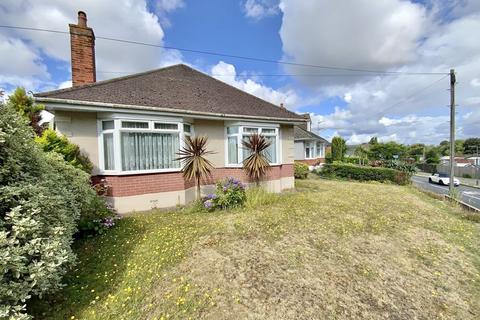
463 173 473 179
342 157 361 165
294 162 309 179
318 163 410 185
203 177 247 210
35 128 93 173
381 160 417 174
0 104 111 319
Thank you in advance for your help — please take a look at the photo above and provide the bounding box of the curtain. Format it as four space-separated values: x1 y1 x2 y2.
228 136 238 164
103 133 115 170
121 132 180 171
265 136 277 163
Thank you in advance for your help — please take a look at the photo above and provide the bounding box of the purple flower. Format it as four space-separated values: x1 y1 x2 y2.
206 193 217 200
203 199 213 209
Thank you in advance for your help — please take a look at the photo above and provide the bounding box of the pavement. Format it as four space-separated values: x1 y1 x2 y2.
411 175 480 210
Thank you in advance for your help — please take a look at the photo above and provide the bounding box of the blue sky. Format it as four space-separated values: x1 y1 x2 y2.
1 0 479 144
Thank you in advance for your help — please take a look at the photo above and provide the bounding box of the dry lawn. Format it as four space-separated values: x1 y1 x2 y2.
30 178 480 319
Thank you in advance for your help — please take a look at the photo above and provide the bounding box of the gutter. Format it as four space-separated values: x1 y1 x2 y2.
35 97 308 125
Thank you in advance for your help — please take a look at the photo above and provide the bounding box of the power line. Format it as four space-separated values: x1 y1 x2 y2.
382 74 449 113
97 70 434 77
0 25 448 76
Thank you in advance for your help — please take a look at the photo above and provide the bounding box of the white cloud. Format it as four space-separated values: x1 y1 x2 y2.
279 0 480 143
280 0 428 86
57 80 72 89
211 61 301 108
0 0 184 90
244 0 279 20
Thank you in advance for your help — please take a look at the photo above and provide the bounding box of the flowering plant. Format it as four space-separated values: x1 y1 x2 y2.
203 177 247 211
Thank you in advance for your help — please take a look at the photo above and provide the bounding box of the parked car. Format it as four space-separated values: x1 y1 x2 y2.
428 173 460 186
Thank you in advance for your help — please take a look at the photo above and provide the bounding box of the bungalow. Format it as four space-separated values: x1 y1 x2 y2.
293 114 329 169
34 11 306 213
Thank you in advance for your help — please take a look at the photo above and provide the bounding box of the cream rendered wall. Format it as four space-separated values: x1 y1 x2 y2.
192 119 226 167
54 111 100 174
281 124 295 164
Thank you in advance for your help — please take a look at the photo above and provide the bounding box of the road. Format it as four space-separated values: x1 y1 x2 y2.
411 175 480 211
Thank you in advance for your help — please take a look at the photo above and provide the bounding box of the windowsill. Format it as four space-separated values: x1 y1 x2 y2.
96 168 182 176
224 163 282 168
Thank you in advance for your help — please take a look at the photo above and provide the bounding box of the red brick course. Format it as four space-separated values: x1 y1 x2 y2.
296 158 325 166
92 164 293 197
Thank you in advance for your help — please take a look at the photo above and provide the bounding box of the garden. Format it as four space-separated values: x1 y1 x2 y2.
2 90 480 319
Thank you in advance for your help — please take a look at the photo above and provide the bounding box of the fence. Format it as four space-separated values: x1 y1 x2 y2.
436 164 480 179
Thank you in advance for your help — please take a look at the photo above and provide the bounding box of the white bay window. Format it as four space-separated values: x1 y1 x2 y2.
99 118 190 173
226 125 280 165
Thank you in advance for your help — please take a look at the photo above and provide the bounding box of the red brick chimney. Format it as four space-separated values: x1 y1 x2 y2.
69 11 96 86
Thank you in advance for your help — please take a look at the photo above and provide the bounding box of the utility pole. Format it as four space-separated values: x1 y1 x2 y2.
449 69 456 195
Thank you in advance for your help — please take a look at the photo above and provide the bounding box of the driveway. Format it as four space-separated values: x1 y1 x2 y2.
411 175 480 210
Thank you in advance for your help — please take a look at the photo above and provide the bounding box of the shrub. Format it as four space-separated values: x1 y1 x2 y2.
342 157 361 165
35 128 93 173
318 163 410 185
203 177 247 210
381 160 417 174
294 162 309 179
462 173 473 179
0 104 111 319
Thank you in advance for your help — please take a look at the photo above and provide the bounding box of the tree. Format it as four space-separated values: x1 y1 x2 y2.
369 136 378 145
438 139 464 156
7 87 45 135
242 133 271 185
354 145 369 165
425 148 440 164
176 136 215 201
463 138 480 155
408 143 425 162
369 142 407 161
35 128 93 173
0 102 107 319
331 136 346 161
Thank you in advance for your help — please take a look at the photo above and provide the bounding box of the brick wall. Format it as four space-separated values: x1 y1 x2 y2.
92 164 293 197
69 12 96 86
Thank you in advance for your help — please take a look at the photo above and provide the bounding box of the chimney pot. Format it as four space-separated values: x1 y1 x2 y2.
280 103 285 109
77 11 87 28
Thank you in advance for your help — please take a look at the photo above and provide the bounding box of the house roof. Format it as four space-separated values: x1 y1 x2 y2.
35 64 305 122
294 126 330 144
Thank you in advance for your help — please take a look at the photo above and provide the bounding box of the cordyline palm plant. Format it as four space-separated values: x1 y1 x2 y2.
176 136 215 200
242 133 271 186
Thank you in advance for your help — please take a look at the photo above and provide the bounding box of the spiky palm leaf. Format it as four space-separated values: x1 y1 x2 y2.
242 133 271 185
176 136 215 200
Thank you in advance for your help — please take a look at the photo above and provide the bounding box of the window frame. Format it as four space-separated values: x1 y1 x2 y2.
225 123 281 167
305 140 325 159
97 116 190 175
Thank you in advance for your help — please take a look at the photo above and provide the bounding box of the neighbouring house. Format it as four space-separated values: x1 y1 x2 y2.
467 156 480 166
293 114 329 169
440 156 473 167
34 11 306 213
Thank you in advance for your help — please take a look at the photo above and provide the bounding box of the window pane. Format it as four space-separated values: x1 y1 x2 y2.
122 121 148 129
228 136 238 164
121 132 180 171
262 128 276 134
227 126 239 134
264 136 277 163
243 127 258 133
242 135 253 161
102 120 114 131
103 133 115 170
305 146 310 158
316 142 322 157
155 123 179 130
183 124 191 133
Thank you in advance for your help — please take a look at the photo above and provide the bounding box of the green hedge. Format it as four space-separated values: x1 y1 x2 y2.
318 163 410 185
294 162 309 179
